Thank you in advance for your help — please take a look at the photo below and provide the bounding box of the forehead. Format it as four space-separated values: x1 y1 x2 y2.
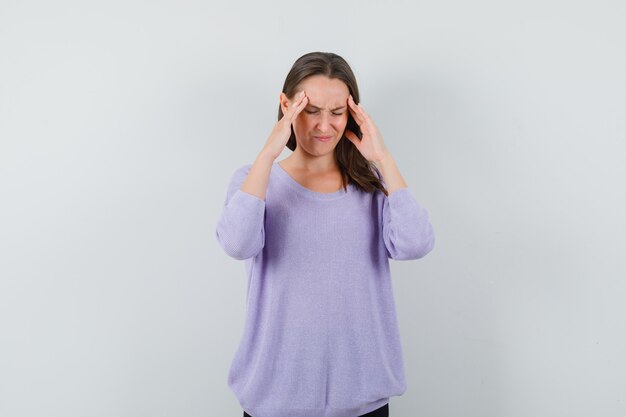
298 75 349 106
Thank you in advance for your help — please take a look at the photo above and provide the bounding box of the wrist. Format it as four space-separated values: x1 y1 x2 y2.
373 151 392 168
257 148 277 164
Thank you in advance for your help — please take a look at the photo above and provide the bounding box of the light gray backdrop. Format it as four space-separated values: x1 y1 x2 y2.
1 1 624 416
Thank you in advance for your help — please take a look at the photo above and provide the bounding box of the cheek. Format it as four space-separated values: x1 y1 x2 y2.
293 115 311 132
335 115 348 129
298 115 315 129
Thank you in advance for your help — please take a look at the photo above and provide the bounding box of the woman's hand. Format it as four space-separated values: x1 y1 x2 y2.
344 95 390 163
261 91 309 161
345 95 409 194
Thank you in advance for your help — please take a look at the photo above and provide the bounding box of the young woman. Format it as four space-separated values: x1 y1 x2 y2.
216 51 435 417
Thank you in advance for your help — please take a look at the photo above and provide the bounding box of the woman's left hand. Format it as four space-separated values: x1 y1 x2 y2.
344 95 390 163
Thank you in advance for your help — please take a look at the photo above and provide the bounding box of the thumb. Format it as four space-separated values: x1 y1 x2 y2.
344 129 360 146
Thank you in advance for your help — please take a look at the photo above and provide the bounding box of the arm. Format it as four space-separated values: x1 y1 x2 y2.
381 185 435 260
216 90 310 259
215 161 267 260
240 151 275 200
344 95 435 260
376 154 435 260
373 151 407 196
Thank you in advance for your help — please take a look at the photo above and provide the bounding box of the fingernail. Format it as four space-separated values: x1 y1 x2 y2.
299 91 305 97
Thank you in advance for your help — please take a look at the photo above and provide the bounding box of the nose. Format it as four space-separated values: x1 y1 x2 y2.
316 111 331 133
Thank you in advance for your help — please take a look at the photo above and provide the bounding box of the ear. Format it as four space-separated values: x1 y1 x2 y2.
279 92 289 114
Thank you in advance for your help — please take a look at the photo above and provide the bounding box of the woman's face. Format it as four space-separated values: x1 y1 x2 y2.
281 75 350 156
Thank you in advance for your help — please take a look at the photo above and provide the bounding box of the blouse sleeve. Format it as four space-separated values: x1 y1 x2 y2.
382 187 435 260
215 164 266 260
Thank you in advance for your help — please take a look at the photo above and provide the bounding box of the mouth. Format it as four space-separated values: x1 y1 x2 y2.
313 135 333 142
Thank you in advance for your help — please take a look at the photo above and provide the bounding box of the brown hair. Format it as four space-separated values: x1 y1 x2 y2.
278 51 388 196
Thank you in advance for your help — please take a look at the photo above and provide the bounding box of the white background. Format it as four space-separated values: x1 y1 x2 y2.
1 1 625 416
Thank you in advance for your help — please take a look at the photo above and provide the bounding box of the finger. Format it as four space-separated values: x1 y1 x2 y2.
349 106 364 126
348 107 362 127
351 102 376 134
348 94 362 111
288 93 308 122
285 91 307 120
347 96 362 123
358 104 371 122
350 95 369 121
348 95 364 125
344 129 360 145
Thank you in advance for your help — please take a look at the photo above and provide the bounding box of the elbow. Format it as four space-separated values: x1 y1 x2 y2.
215 228 264 260
411 230 435 259
214 189 266 260
388 224 435 260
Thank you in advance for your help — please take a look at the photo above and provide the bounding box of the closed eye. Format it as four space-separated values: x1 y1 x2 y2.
305 110 345 116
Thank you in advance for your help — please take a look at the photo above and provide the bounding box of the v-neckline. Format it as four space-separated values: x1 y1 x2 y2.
274 161 349 200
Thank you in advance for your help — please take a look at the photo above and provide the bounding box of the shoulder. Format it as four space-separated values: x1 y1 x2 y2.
229 162 254 181
237 162 253 174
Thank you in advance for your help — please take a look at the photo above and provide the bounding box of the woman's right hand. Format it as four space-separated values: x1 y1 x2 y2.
261 91 308 160
242 91 308 201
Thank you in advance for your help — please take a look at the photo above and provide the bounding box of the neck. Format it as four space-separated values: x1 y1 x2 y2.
283 148 339 174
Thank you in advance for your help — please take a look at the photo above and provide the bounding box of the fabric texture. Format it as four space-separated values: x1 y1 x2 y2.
216 162 435 417
245 401 389 417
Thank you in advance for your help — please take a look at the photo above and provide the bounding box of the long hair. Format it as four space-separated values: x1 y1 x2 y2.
277 52 388 196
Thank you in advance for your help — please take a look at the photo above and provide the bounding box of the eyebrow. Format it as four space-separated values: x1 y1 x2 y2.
307 104 347 111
